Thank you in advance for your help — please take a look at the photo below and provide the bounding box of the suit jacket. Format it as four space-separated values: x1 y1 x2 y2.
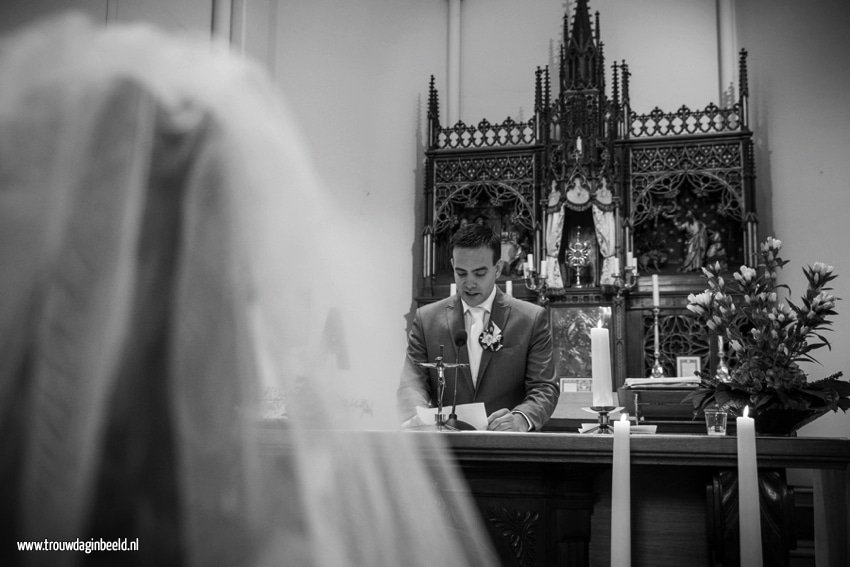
398 288 559 430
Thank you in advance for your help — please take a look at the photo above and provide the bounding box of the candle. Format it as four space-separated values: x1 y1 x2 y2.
505 280 513 296
626 251 635 269
651 274 660 307
540 259 548 275
527 253 534 268
612 413 631 567
654 318 660 353
576 136 583 153
591 326 614 407
449 283 457 297
424 233 431 277
736 406 763 567
610 257 620 274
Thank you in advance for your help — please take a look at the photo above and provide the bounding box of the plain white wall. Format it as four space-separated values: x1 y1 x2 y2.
269 0 447 416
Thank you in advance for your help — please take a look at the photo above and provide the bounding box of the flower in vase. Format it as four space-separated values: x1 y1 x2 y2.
684 238 850 431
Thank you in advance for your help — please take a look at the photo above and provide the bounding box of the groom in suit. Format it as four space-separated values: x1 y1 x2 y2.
398 224 559 431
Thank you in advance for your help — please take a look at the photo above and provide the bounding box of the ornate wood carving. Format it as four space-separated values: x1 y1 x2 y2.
487 506 540 567
434 117 538 150
642 311 711 378
627 102 745 137
417 0 760 391
707 469 795 567
432 156 537 236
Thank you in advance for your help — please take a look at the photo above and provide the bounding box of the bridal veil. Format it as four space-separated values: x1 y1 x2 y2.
0 14 495 567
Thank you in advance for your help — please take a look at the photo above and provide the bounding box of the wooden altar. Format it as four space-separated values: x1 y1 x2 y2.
415 432 850 567
259 426 850 567
416 0 757 389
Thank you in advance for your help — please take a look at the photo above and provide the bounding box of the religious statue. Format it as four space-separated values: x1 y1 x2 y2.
668 210 708 272
500 225 526 276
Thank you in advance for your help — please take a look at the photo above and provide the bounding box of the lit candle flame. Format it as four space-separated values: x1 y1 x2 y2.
743 405 750 418
620 413 629 422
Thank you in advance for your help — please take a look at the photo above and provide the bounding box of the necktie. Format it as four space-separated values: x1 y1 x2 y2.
468 307 485 386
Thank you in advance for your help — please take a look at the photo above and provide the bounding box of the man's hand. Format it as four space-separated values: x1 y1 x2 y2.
487 408 529 432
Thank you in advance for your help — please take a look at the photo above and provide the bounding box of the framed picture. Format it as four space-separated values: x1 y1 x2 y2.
676 356 701 378
549 305 612 379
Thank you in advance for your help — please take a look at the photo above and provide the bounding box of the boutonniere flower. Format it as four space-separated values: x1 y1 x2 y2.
479 322 504 352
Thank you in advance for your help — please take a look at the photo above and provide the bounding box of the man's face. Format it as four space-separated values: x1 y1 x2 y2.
451 246 503 307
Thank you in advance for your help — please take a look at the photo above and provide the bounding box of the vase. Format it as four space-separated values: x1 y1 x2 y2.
753 408 830 436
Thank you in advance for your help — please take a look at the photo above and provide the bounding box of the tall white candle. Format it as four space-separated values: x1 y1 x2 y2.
540 259 548 275
737 406 763 567
527 253 534 268
651 274 660 306
449 283 457 297
591 327 614 407
424 233 431 277
654 320 660 354
626 251 636 270
610 257 620 274
505 280 513 296
612 413 631 567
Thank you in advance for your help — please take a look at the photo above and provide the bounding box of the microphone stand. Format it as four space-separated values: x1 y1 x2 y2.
446 354 474 430
446 331 474 431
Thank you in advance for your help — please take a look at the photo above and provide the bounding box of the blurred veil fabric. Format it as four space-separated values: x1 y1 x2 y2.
0 14 495 567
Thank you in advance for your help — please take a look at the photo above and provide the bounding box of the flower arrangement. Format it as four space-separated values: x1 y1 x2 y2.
685 236 850 432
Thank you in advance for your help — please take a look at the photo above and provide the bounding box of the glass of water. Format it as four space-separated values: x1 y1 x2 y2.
704 408 728 436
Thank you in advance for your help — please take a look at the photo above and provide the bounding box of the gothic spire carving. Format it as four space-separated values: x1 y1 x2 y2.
562 0 603 92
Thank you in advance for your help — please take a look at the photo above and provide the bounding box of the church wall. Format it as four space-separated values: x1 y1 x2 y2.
737 0 850 438
1 0 849 435
269 0 447 419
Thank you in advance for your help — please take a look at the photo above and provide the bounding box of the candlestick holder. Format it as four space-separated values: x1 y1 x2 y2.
607 266 638 298
716 336 731 383
583 406 619 434
523 265 549 306
650 307 666 378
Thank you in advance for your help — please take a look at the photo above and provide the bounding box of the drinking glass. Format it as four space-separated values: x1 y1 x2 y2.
704 408 728 436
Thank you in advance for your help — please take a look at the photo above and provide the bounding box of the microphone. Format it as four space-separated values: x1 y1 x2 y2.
446 330 475 431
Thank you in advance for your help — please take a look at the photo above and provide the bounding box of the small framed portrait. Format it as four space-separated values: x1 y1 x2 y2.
676 356 701 378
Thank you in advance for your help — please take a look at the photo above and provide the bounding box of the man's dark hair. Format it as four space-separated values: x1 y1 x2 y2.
450 223 500 265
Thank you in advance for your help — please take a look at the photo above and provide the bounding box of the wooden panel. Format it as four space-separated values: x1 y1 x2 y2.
259 427 850 567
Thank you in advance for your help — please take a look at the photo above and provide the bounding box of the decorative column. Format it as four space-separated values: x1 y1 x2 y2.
447 0 462 125
106 0 120 23
717 0 738 105
212 0 234 46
